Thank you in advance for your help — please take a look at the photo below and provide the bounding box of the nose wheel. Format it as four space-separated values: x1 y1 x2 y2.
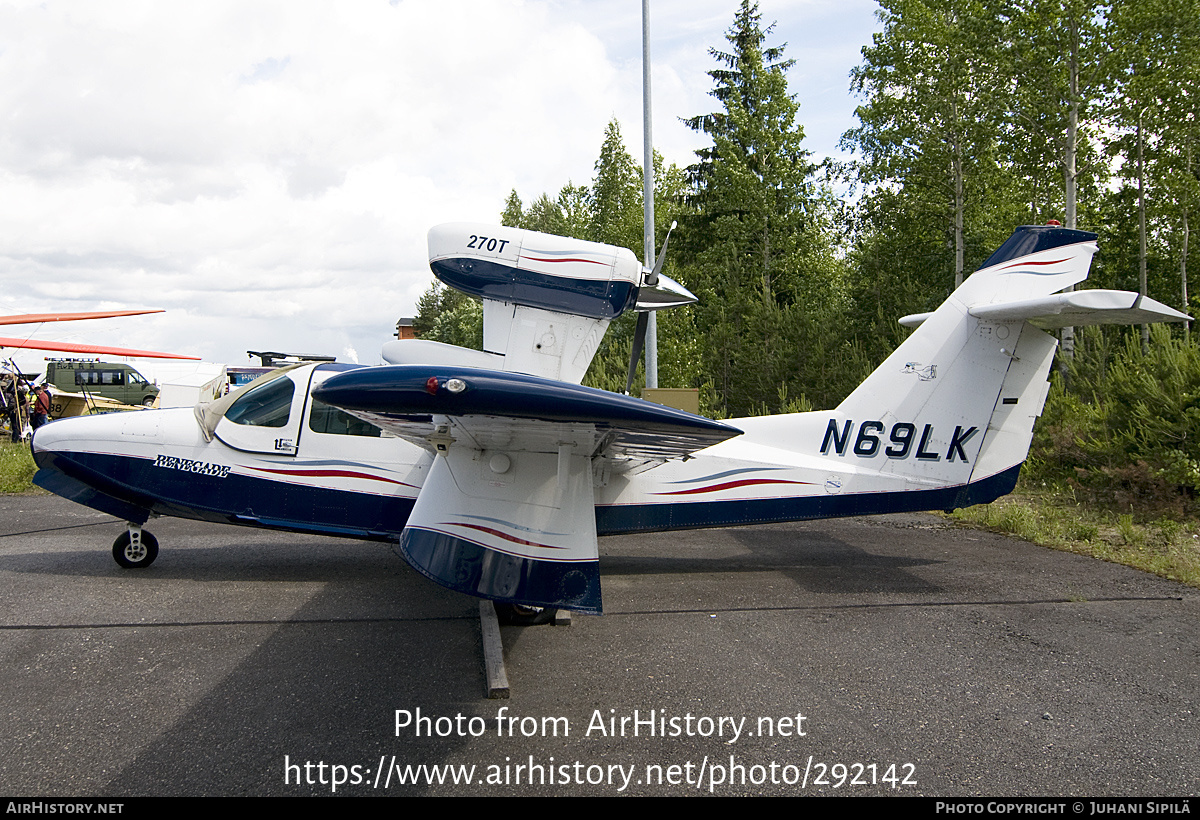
113 527 159 569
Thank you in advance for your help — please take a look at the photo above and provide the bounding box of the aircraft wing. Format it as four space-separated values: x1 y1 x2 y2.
0 309 164 327
0 336 200 360
313 365 741 613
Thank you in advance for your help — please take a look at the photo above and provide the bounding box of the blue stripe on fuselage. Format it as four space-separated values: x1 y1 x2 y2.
594 464 1022 534
33 449 1021 543
33 450 415 541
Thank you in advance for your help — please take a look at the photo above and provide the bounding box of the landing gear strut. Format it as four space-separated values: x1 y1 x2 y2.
113 525 159 569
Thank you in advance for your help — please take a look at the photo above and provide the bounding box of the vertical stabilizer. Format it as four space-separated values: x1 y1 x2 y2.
831 227 1100 486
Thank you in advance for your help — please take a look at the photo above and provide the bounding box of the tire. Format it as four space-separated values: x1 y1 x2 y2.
113 531 159 569
494 603 556 626
142 396 157 407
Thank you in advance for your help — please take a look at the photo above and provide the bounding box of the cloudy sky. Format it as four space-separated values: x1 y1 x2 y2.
0 0 881 374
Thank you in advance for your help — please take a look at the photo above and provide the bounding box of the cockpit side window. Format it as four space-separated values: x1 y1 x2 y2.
308 399 382 437
223 376 295 428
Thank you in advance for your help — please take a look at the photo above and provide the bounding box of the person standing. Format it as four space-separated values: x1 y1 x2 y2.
31 384 51 431
14 379 28 440
1 376 19 443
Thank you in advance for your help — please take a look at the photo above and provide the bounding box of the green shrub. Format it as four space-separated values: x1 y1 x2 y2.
1030 326 1200 514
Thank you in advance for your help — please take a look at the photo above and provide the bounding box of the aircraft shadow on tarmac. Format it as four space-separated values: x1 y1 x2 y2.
80 531 936 795
98 592 487 796
598 525 945 596
2 515 946 595
0 539 425 584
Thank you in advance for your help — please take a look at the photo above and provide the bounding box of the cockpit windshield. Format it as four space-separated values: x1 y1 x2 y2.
194 364 305 441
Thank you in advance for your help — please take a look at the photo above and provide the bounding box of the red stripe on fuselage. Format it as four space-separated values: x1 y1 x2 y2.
654 478 815 496
248 467 416 488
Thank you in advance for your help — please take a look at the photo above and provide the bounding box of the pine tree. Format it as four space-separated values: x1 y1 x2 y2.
412 282 483 350
500 190 523 228
588 119 643 252
684 0 814 301
680 0 840 414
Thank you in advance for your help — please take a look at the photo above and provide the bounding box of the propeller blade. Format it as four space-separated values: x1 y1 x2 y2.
645 220 677 287
624 311 650 395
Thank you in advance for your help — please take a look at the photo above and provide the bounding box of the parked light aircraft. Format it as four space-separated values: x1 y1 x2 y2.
30 223 1190 619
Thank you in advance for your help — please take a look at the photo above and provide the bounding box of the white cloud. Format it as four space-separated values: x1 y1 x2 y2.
0 0 880 371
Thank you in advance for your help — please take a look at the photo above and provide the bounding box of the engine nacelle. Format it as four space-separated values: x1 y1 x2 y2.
404 223 694 384
428 223 643 320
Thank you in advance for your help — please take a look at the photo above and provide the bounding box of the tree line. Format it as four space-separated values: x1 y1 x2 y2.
416 0 1200 507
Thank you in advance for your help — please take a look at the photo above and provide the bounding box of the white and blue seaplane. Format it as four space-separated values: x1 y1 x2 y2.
30 223 1189 620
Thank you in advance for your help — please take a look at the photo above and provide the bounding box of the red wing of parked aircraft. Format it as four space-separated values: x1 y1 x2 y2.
0 309 164 327
0 309 199 360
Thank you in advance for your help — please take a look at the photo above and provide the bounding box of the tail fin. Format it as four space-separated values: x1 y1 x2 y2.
831 226 1188 490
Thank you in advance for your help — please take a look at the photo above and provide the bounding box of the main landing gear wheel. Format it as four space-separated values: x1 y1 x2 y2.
495 603 556 626
113 529 159 569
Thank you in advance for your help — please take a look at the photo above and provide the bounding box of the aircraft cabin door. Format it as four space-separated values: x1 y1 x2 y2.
212 367 312 456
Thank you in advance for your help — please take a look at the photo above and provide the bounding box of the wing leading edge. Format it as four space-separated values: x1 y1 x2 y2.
312 365 740 459
313 365 741 613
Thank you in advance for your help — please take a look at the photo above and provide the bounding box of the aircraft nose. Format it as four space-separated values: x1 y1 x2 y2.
30 417 72 465
30 413 128 469
29 416 157 525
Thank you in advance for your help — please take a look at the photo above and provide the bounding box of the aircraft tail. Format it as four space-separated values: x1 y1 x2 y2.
816 225 1188 493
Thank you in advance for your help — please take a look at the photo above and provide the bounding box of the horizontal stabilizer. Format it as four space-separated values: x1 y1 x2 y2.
970 290 1191 328
901 289 1190 328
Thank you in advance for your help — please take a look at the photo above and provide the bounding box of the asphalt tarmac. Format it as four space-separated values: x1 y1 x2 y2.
0 494 1196 796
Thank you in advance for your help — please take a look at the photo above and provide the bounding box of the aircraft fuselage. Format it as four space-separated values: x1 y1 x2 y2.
31 362 1017 547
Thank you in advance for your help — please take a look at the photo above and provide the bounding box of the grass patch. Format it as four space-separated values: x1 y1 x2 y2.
949 479 1200 588
0 441 39 494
